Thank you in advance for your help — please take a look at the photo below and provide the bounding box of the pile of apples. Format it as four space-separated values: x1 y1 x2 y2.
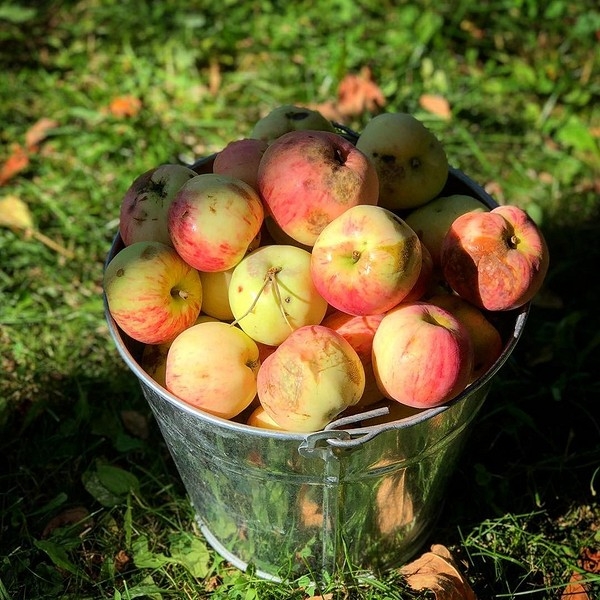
104 105 550 433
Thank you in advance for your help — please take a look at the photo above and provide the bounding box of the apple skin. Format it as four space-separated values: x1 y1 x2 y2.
310 204 422 316
257 130 379 246
355 112 449 210
198 268 235 321
228 244 328 346
404 194 488 266
250 104 336 142
212 138 269 191
372 302 474 409
402 240 434 303
168 173 264 272
104 241 202 345
246 405 288 431
257 325 365 432
165 321 260 419
441 204 550 311
321 310 385 410
428 293 503 382
119 164 197 247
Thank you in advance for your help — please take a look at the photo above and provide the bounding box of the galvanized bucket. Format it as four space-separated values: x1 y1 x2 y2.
105 164 529 582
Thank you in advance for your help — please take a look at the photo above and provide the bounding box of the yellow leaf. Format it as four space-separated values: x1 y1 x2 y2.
419 94 452 120
0 194 34 230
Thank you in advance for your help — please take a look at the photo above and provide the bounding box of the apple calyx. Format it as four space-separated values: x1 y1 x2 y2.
171 287 189 300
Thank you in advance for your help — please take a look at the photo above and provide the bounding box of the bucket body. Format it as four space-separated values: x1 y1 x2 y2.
105 166 529 581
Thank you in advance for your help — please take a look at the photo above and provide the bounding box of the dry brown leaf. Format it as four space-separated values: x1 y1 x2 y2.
561 572 591 599
336 66 386 118
400 544 477 600
108 95 142 118
0 143 29 186
121 409 149 440
419 94 452 120
42 506 91 538
25 117 59 151
0 194 74 258
580 547 600 574
208 56 222 96
305 594 333 600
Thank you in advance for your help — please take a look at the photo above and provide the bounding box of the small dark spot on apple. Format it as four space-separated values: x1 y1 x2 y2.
409 157 421 170
140 245 159 260
116 268 125 277
286 110 310 121
284 296 291 303
237 285 244 293
375 153 396 165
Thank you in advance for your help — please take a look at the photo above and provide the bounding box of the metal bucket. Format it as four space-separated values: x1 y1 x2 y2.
105 165 529 582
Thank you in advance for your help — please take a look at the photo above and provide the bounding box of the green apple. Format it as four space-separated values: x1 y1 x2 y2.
250 104 336 142
405 194 488 266
356 112 449 210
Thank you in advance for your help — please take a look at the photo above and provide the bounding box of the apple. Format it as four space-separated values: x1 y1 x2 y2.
165 321 260 419
246 405 287 431
140 314 219 387
404 194 488 266
104 241 202 345
428 294 503 381
257 130 379 246
372 302 474 408
257 325 365 432
228 244 328 346
119 164 197 246
212 138 269 191
168 173 264 272
440 204 550 311
263 216 312 252
402 240 434 303
355 112 448 210
250 104 336 142
199 268 235 321
321 310 385 410
310 204 422 315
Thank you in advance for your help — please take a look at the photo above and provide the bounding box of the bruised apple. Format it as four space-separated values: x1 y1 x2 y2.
372 302 474 408
165 321 260 419
257 325 365 432
310 205 422 316
103 241 202 345
428 294 503 381
228 244 328 346
441 205 550 311
321 310 385 409
168 173 264 272
355 112 448 210
119 164 197 247
257 130 379 246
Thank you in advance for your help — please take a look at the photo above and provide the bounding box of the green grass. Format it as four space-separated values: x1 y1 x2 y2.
1 1 599 598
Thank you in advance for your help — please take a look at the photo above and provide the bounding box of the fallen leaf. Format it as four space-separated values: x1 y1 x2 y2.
208 56 221 96
561 572 590 599
580 547 600 573
114 549 130 572
108 95 142 118
121 410 149 440
305 594 333 600
336 66 386 118
42 507 91 538
25 117 59 151
0 143 29 186
419 94 452 120
0 194 74 258
400 544 477 600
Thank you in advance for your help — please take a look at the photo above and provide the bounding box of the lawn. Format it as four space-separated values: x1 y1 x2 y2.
1 1 599 598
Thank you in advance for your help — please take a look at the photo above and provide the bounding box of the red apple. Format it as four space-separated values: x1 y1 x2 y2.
212 138 269 191
372 302 474 408
441 205 550 311
257 325 365 432
168 173 264 272
428 293 503 382
310 204 422 315
103 241 202 345
257 130 379 246
402 240 434 303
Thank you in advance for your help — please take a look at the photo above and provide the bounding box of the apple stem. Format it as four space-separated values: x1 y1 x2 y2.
509 234 519 249
230 266 293 332
171 287 189 300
